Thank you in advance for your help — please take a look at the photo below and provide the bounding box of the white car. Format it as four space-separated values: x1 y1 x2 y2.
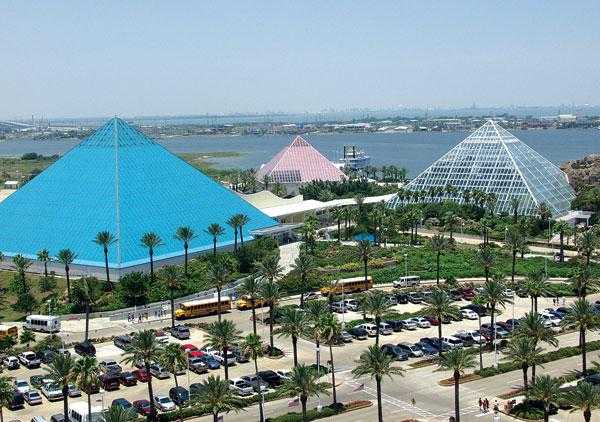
41 382 63 401
401 319 418 330
3 356 20 370
441 336 464 349
540 312 561 327
460 309 479 320
228 378 254 396
410 317 431 328
212 350 236 365
379 322 393 335
154 331 170 344
276 370 291 381
154 395 176 412
357 323 378 336
14 379 30 394
18 351 41 368
343 299 360 311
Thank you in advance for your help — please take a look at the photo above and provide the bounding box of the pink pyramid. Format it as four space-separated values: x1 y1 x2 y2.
256 136 346 187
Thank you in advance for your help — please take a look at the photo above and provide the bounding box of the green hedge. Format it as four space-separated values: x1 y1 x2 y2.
266 403 345 422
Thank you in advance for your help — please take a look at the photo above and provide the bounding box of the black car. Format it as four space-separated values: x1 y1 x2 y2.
347 327 368 340
119 371 137 386
231 347 249 363
74 341 96 356
50 415 65 422
189 382 205 399
579 374 600 386
380 344 409 361
461 304 487 316
257 370 282 388
384 320 404 332
420 337 450 352
111 398 133 410
8 391 24 410
449 290 463 301
169 386 189 406
113 335 132 350
395 293 409 304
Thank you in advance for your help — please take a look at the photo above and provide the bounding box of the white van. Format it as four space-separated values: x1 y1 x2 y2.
393 276 420 288
378 322 393 335
25 315 60 333
358 323 378 336
68 402 102 422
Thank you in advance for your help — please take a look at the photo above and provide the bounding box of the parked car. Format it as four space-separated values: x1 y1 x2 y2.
329 302 347 313
32 417 47 422
132 369 150 382
29 376 45 389
231 347 249 363
155 330 170 343
385 320 404 332
154 395 176 412
343 299 360 311
480 323 510 338
411 317 432 328
275 370 292 381
395 293 409 304
100 360 122 375
407 292 422 304
358 323 378 336
228 378 254 396
181 344 198 354
23 390 42 405
303 292 321 301
213 350 236 366
503 319 521 331
18 352 41 369
420 337 450 352
200 354 221 369
98 374 120 391
113 335 132 350
133 399 153 416
67 384 81 398
111 398 133 410
340 331 353 343
461 304 487 316
8 391 24 410
189 383 205 398
347 327 368 340
188 357 208 374
378 322 393 335
3 356 20 370
41 382 63 401
380 344 409 361
169 386 189 406
396 342 423 358
401 319 418 330
414 341 438 355
540 312 562 327
241 375 269 393
578 374 600 386
50 415 65 422
460 309 479 320
441 336 464 349
423 315 440 326
149 363 170 379
14 380 29 394
454 330 485 346
119 371 137 386
170 325 190 340
257 370 283 388
74 341 96 356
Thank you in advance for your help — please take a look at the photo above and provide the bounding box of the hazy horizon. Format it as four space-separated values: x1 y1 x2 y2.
2 1 599 119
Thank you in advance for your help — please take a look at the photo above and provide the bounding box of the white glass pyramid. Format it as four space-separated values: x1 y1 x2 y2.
388 120 575 216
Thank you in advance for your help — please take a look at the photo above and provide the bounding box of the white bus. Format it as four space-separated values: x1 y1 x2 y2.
25 315 61 333
69 402 103 422
393 275 420 288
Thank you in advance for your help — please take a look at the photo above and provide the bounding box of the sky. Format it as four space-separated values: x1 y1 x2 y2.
1 1 600 119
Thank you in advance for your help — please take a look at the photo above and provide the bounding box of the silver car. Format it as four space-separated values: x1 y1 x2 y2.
228 378 254 396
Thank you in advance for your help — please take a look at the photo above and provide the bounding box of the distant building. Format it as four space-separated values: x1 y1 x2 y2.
255 136 346 195
387 120 575 216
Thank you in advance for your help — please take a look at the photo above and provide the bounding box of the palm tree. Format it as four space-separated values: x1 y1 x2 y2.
140 232 163 283
37 248 51 278
503 336 542 392
257 254 283 283
278 364 330 422
477 244 495 282
174 226 195 276
429 234 449 285
226 215 241 251
93 231 116 284
564 381 600 422
331 208 344 243
577 228 598 268
45 353 76 421
360 290 392 345
72 356 100 420
505 226 523 282
510 196 521 222
561 298 600 374
523 271 550 313
304 300 329 367
553 221 570 263
277 308 306 367
322 312 341 404
0 376 15 422
259 280 281 353
528 375 563 422
569 267 598 299
438 348 475 422
352 345 405 422
160 342 187 388
241 333 265 422
205 320 242 380
471 295 486 371
515 312 558 382
420 289 460 356
159 265 182 328
19 328 35 348
208 255 235 321
237 277 262 335
76 277 103 342
57 248 77 302
356 239 372 283
101 405 138 422
206 223 226 256
121 330 164 421
234 214 250 245
477 276 512 346
291 252 315 308
194 375 244 422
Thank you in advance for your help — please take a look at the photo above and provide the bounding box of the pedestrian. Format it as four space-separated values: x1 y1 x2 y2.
411 396 416 407
484 398 490 413
478 397 483 413
138 314 142 323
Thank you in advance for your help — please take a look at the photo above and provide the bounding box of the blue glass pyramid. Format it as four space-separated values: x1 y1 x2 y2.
0 118 277 268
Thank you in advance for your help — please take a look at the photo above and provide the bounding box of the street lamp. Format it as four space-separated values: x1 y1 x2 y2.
404 253 408 277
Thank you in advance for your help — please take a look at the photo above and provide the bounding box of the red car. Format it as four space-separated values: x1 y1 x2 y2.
425 315 440 326
132 369 150 383
133 399 153 416
181 344 198 354
188 350 204 358
461 289 475 300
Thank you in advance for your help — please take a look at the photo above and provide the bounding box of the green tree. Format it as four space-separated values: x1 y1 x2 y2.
121 330 164 421
72 356 100 420
438 348 476 422
259 280 281 353
45 353 76 421
160 342 187 388
0 376 15 422
561 298 600 374
277 307 306 367
360 290 392 345
241 333 265 422
237 277 263 335
140 232 163 283
564 381 600 422
503 336 542 392
36 248 51 278
428 234 449 285
159 265 182 328
331 208 344 243
56 249 76 302
577 228 598 268
523 271 550 313
278 364 330 422
322 312 341 404
101 405 138 422
477 276 512 345
93 231 116 285
290 252 315 308
569 267 598 299
226 215 241 251
515 312 558 382
208 255 235 321
304 300 329 367
553 221 570 263
352 345 405 422
205 223 225 256
74 277 103 342
420 289 460 356
528 375 563 422
205 320 242 380
194 375 244 422
174 226 195 276
505 225 524 282
19 328 35 348
476 244 495 283
356 239 372 283
234 214 250 245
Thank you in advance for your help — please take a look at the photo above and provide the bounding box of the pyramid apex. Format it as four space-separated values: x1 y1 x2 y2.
79 118 155 148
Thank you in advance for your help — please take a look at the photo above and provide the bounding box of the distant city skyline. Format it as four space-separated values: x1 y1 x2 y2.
2 1 599 119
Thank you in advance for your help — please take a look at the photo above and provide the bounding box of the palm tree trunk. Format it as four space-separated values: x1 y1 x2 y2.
62 386 69 421
251 305 257 335
532 363 536 385
581 327 587 374
84 303 90 342
438 322 443 357
268 305 274 352
375 316 381 346
65 266 71 302
234 230 238 251
363 258 368 283
301 395 307 422
184 243 189 276
254 358 264 422
170 288 175 329
145 362 157 421
223 346 230 380
376 376 383 422
478 315 483 370
436 252 440 285
337 219 341 243
87 393 92 421
485 267 489 283
329 343 337 404
149 249 155 283
534 297 538 314
511 250 516 282
44 262 48 278
1 405 4 422
522 365 528 392
213 237 217 256
584 408 591 422
453 371 460 422
544 407 549 422
213 413 218 422
292 335 298 367
559 232 564 262
217 287 222 322
104 248 110 284
240 226 245 245
173 373 179 388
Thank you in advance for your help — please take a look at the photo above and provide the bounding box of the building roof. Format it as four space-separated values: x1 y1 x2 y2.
388 120 575 216
240 190 304 209
255 136 345 184
0 118 277 268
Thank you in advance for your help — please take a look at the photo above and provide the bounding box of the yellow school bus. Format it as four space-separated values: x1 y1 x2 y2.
0 325 18 340
320 276 374 296
235 295 267 310
175 297 231 319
